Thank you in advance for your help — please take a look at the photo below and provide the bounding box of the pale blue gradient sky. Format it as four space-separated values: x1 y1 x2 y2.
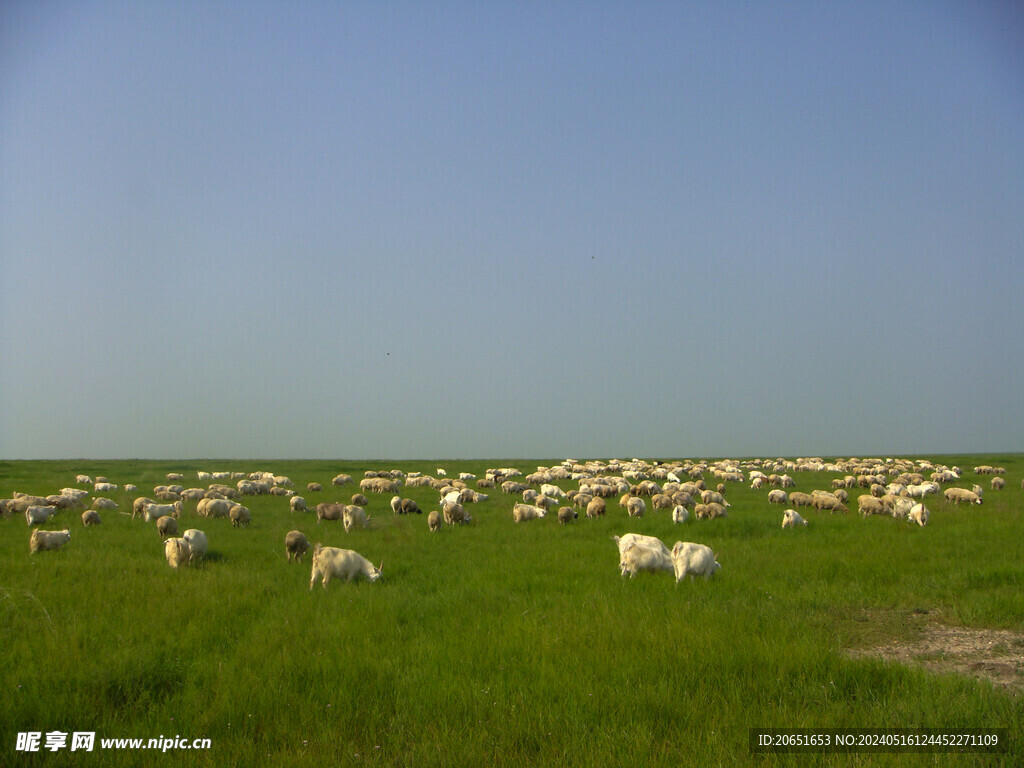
2 1 1022 460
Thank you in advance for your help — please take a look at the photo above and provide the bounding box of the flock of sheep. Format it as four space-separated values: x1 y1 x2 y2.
5 456 1015 587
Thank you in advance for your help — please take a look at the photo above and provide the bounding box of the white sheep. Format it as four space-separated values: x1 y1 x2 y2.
618 541 675 578
181 529 208 562
908 503 929 527
81 509 102 526
343 505 368 532
157 516 178 538
512 503 546 523
427 510 442 532
229 504 251 527
625 497 646 518
671 541 721 582
309 545 382 588
25 505 56 526
781 509 807 528
672 505 689 524
767 489 788 505
164 537 192 569
30 529 71 553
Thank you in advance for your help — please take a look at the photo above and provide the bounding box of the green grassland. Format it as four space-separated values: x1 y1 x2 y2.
1 456 1022 767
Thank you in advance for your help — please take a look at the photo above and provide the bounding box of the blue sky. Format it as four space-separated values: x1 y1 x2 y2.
2 1 1022 460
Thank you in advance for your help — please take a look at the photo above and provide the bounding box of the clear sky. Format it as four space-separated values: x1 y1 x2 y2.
2 1 1022 460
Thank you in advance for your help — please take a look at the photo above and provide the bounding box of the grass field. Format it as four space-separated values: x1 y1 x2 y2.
1 456 1022 766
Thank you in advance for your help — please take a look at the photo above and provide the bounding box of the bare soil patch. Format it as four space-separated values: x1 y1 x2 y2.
847 611 1024 695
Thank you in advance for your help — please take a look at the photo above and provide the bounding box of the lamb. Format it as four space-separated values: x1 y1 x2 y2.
30 529 71 553
512 503 546 523
181 529 207 562
671 541 721 582
229 504 251 527
908 503 929 527
944 487 983 505
164 537 192 569
81 509 102 526
285 530 311 563
427 510 442 532
672 505 689 524
309 545 382 588
781 509 807 528
157 515 179 537
557 507 577 525
342 505 368 532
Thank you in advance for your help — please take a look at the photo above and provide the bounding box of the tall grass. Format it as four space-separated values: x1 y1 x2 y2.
0 456 1022 766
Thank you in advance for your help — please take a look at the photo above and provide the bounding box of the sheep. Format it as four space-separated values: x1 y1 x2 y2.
557 507 577 525
342 505 368 533
443 503 471 526
81 509 102 526
91 497 118 511
157 516 179 538
625 497 646 518
285 530 311 563
858 495 890 517
651 493 675 512
390 495 402 515
908 503 929 527
618 541 675 578
767 489 788 505
332 474 353 487
316 502 346 524
144 501 182 523
229 504 251 527
812 494 848 514
944 488 983 505
700 489 727 506
789 492 814 508
30 529 71 553
197 497 234 519
890 497 916 520
586 497 606 519
25 505 56 526
306 482 322 493
164 537 192 569
672 504 690 524
76 474 92 484
359 477 399 494
351 493 369 507
94 482 118 493
427 510 442 532
181 529 207 562
781 509 807 528
512 503 546 523
309 545 382 588
695 502 727 520
671 542 721 582
991 477 1005 491
132 497 155 519
290 496 308 514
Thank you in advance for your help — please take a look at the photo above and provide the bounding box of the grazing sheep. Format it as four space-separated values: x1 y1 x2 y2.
586 497 606 519
81 509 102 526
290 496 308 514
512 503 546 523
991 477 1006 491
164 537 191 569
944 488 983 505
427 510 442 532
307 483 322 493
351 493 369 507
91 497 118 511
625 497 646 518
390 495 402 515
908 503 929 527
812 494 848 514
672 505 689 524
789 492 814 508
229 505 251 527
671 542 721 582
25 505 56 526
132 497 155 519
144 501 182 523
781 509 807 528
767 489 788 505
181 529 207 562
316 502 346 524
557 507 577 525
342 505 368 533
157 516 179 538
309 545 382 588
331 474 353 487
695 502 727 520
443 503 471 526
285 530 311 562
30 529 71 553
618 541 675 578
858 495 890 517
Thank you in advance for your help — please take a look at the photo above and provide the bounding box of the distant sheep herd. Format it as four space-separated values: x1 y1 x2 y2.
3 457 1016 586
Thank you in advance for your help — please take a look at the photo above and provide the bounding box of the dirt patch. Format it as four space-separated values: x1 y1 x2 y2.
847 613 1024 694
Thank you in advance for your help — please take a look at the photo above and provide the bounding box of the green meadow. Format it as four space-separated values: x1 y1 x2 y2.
1 456 1022 767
